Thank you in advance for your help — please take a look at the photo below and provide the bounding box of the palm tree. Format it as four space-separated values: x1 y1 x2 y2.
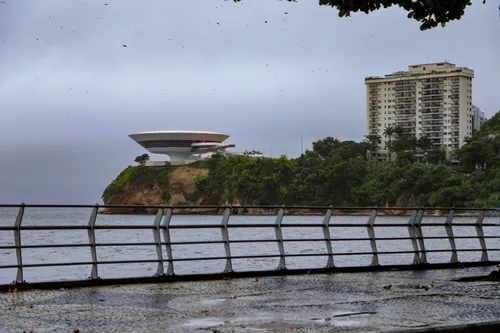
383 124 395 155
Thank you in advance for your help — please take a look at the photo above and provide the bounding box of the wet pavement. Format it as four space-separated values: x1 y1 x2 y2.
1 267 500 333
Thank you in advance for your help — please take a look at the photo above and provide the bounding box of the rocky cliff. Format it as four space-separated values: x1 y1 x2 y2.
100 165 210 214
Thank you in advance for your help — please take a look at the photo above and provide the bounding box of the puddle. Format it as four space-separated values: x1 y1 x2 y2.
258 322 302 329
231 316 275 324
200 298 226 306
397 321 429 328
181 317 225 328
332 319 361 327
200 295 269 306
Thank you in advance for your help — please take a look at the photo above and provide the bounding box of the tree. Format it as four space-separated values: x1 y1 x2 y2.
416 136 433 153
391 130 417 153
233 0 481 31
480 110 500 135
427 147 447 165
383 125 395 156
363 134 381 158
455 140 500 171
134 153 150 166
312 137 341 158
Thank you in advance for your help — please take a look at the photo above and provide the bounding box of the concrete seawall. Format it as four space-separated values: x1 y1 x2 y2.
1 267 499 333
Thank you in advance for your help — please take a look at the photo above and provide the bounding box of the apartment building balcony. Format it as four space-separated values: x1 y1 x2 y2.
421 126 443 132
394 92 415 97
424 78 443 82
421 90 443 95
420 110 443 116
420 121 444 126
395 98 415 102
420 114 443 119
421 105 443 109
427 137 444 142
399 122 416 128
394 88 416 93
422 85 443 90
395 111 416 116
420 97 443 102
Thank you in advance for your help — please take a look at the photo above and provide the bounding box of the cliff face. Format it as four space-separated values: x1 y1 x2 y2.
100 165 209 214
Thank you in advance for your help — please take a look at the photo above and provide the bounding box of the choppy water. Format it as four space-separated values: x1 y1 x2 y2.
0 207 499 285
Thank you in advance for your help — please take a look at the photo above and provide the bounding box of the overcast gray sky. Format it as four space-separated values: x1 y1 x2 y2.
0 0 499 204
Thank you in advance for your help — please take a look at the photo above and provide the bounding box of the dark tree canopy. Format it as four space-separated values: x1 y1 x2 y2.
234 0 480 30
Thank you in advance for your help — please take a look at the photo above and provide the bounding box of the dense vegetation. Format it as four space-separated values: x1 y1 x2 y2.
234 0 484 31
194 111 500 208
102 162 171 204
103 111 500 208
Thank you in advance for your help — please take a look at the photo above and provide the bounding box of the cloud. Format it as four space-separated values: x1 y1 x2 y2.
0 0 498 203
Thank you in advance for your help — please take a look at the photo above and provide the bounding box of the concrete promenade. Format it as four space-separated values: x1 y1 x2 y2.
1 267 499 333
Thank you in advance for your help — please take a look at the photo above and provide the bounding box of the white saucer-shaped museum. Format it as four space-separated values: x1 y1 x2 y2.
129 130 235 163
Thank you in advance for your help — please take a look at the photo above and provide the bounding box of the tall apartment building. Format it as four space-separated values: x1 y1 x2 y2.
365 62 474 152
472 105 486 132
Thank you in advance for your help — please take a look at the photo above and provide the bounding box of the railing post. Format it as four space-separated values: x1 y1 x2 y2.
415 209 427 264
153 208 165 276
274 206 286 270
445 209 458 263
220 206 233 273
366 209 379 266
474 211 488 262
407 210 421 264
13 203 25 284
161 208 174 275
322 207 334 268
87 205 99 280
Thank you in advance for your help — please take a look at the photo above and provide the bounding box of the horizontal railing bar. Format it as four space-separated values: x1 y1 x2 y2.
228 239 277 243
209 224 277 228
19 262 94 268
455 248 500 252
3 240 500 251
168 224 229 229
172 256 235 262
13 226 90 230
280 224 328 228
285 253 329 257
221 254 280 260
451 223 500 227
2 204 500 212
332 237 411 241
94 225 155 230
282 238 326 242
170 240 225 245
2 224 499 232
96 242 156 247
11 244 90 249
419 223 500 227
